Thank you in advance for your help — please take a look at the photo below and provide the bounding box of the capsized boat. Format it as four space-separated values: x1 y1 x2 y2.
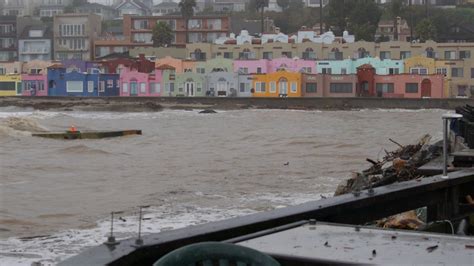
32 130 142 140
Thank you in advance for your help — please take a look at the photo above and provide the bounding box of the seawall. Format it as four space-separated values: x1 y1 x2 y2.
0 97 473 111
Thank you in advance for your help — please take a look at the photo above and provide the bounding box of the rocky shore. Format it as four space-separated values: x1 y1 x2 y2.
0 96 472 112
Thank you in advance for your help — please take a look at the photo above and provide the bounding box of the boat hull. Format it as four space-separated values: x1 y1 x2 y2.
32 130 142 139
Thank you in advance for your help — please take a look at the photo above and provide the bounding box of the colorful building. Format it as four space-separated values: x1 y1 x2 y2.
21 73 47 96
317 57 404 75
267 57 316 74
357 63 445 98
206 70 238 97
174 72 207 97
195 57 233 74
47 65 119 97
301 74 357 98
119 67 162 96
0 74 21 96
233 59 268 74
155 56 196 73
99 54 155 74
252 71 302 97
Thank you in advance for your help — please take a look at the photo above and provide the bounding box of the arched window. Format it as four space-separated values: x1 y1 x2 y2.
357 48 369 58
425 47 435 58
303 47 316 60
278 78 288 95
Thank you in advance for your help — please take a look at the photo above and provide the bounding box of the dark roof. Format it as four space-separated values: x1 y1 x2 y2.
154 2 179 8
96 51 131 60
19 25 53 40
75 2 116 11
231 19 261 35
115 0 151 11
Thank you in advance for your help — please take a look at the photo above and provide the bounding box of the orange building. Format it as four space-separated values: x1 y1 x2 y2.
252 71 302 97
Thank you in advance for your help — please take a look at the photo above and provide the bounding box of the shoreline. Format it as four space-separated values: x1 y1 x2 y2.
0 96 473 112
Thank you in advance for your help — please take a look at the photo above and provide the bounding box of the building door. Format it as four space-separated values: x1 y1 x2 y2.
360 81 369 96
130 81 138 96
421 79 431 98
217 82 227 96
185 82 195 96
279 78 288 96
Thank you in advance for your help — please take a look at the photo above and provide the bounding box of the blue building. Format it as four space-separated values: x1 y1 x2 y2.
316 58 404 75
47 65 119 97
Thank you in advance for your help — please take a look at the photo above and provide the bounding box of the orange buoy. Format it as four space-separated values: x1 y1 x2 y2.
70 125 77 132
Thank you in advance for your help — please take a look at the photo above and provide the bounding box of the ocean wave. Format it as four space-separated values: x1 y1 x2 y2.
56 145 111 155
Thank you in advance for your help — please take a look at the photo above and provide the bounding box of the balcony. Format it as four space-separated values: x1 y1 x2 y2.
302 52 316 60
21 48 49 54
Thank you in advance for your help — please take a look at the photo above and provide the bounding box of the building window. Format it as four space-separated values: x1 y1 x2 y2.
341 68 347 75
223 52 233 59
165 82 174 92
66 81 83 93
436 68 448 76
322 68 332 74
257 67 262 74
400 51 411 59
290 82 297 93
301 67 312 73
255 82 266 93
388 68 399 75
328 48 343 60
306 83 317 93
405 83 418 93
357 48 369 58
122 82 128 93
376 83 394 94
452 68 463 77
238 67 248 74
270 81 276 93
0 68 5 75
425 47 435 59
239 49 255 60
444 51 456 60
150 82 161 94
196 67 205 74
380 51 391 60
139 82 146 94
263 52 273 59
460 51 471 59
471 68 474 78
88 81 94 93
330 83 352 93
99 81 105 92
303 48 316 60
282 51 292 58
239 83 250 93
410 68 428 75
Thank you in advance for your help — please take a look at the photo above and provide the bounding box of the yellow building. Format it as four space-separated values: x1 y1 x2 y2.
252 71 302 97
403 56 471 97
0 74 22 96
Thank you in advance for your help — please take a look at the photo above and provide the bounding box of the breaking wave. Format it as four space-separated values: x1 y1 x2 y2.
0 117 49 137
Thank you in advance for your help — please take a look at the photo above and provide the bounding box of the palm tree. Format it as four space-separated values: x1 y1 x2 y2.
255 0 269 34
179 0 196 44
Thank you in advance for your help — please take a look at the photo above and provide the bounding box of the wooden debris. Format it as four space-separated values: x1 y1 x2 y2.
334 134 441 196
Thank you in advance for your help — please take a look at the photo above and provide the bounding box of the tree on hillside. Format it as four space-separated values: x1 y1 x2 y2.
152 22 174 47
277 0 290 10
63 0 88 13
179 0 196 43
255 0 269 34
415 18 437 42
288 0 304 10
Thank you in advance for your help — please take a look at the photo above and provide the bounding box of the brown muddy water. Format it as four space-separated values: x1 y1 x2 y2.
0 108 446 241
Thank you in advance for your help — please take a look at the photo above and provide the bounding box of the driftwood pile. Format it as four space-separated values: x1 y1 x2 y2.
334 134 442 196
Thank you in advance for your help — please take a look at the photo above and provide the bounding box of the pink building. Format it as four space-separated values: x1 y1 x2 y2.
119 68 163 97
373 74 445 98
267 57 316 74
21 74 47 96
233 59 268 74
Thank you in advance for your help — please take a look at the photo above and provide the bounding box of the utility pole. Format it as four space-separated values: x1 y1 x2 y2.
320 0 324 35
